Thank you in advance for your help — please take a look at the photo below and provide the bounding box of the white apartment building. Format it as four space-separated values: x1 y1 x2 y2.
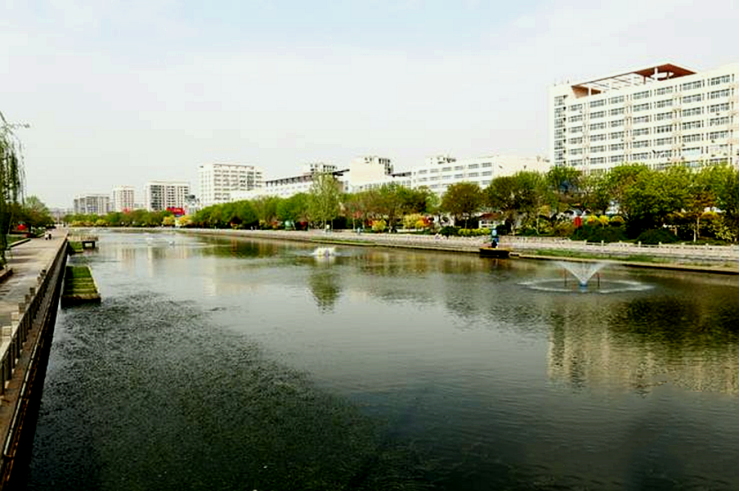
111 186 135 212
550 62 739 173
410 155 551 195
73 194 110 215
231 162 341 201
144 181 190 211
198 163 264 207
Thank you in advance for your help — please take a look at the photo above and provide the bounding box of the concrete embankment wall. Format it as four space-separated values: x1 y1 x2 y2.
0 237 68 490
165 228 738 270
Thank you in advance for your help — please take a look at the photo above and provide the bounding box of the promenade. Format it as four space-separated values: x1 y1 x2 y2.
0 231 68 489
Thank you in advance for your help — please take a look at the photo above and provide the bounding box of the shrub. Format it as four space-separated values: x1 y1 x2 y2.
439 226 459 237
585 215 600 226
554 222 575 237
635 228 679 245
571 224 628 243
609 215 625 226
371 219 387 232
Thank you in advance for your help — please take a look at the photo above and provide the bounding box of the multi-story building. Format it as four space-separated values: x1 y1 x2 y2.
111 186 135 212
198 163 264 207
144 181 190 211
73 194 110 215
550 62 739 173
231 162 341 200
409 155 550 195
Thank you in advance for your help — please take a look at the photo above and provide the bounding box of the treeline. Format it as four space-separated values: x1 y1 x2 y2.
64 163 740 244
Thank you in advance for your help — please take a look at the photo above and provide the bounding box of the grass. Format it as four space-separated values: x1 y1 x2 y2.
68 242 84 253
64 266 100 297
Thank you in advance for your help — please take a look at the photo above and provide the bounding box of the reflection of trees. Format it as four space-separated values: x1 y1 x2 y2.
308 263 341 312
547 297 738 395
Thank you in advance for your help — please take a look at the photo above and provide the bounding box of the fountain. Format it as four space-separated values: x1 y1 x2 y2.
311 247 337 258
520 260 651 294
557 261 606 287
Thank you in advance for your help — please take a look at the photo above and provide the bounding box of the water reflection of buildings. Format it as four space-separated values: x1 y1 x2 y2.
547 312 739 395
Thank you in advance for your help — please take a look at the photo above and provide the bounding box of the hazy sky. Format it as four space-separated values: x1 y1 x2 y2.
1 0 738 208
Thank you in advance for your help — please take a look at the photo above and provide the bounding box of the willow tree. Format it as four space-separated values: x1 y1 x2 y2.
0 111 26 265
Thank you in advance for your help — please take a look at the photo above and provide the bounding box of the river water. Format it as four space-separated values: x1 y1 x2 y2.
26 232 738 490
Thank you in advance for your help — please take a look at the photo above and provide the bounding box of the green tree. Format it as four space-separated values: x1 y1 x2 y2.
253 196 281 228
21 195 54 230
441 182 483 229
308 173 340 230
1 111 26 263
621 167 686 237
277 193 309 229
707 164 739 241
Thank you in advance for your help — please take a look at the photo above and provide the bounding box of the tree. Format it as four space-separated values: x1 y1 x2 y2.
485 175 518 227
308 173 340 230
253 196 281 228
0 111 25 264
707 164 739 241
621 167 686 237
512 171 550 234
21 195 54 230
277 193 309 229
440 182 483 229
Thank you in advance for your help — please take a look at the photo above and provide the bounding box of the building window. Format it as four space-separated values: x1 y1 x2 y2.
709 116 731 126
609 95 625 104
682 120 703 130
656 124 673 133
633 103 651 112
655 112 673 121
609 107 624 117
610 119 624 128
610 143 624 152
633 140 650 148
655 99 672 108
709 74 732 86
591 111 606 119
481 162 492 168
569 148 583 155
610 155 625 163
633 115 651 124
589 99 606 108
591 133 607 141
589 122 606 131
569 115 583 123
633 127 650 136
709 102 730 113
709 89 731 100
708 130 729 140
591 145 606 153
681 80 704 91
591 157 606 165
682 107 703 117
609 131 624 139
569 103 583 112
633 90 651 100
569 137 583 144
655 137 672 146
655 86 674 95
682 93 703 104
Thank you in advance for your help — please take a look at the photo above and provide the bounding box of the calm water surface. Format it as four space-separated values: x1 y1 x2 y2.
27 232 738 490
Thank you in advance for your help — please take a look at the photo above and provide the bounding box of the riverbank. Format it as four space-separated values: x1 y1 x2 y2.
95 228 739 274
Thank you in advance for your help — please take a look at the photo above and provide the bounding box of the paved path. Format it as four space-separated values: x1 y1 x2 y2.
0 232 67 326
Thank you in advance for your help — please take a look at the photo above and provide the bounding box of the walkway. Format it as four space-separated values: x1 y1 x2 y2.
0 232 68 326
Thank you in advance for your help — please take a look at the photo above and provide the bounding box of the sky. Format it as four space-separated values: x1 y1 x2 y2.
1 0 738 208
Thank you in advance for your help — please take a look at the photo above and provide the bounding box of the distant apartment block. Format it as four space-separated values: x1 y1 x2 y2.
231 162 340 201
111 186 135 212
144 181 190 211
198 163 264 207
550 63 739 173
73 194 110 215
410 155 551 195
